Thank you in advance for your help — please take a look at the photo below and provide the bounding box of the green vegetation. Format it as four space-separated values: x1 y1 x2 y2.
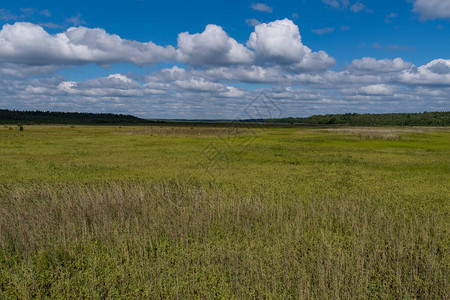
1 109 449 126
0 109 153 125
272 111 450 126
0 125 449 298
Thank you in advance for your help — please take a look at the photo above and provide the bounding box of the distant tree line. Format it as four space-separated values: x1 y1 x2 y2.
0 109 154 125
1 109 449 126
269 111 450 126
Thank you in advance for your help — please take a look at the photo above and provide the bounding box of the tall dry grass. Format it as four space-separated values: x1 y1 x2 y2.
1 181 448 298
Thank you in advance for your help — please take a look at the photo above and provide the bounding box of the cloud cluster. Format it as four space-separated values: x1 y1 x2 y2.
349 57 412 74
247 19 335 71
398 59 450 86
0 19 334 74
2 55 449 119
0 19 448 119
0 19 335 77
176 24 254 66
248 19 306 64
0 22 176 66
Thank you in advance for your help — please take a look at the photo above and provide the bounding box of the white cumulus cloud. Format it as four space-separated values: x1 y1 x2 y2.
247 19 305 64
247 18 335 71
177 24 254 66
0 22 176 66
0 19 448 118
397 59 450 86
349 57 413 74
359 84 396 95
0 20 337 77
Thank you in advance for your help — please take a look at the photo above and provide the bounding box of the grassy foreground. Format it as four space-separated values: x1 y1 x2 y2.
0 125 449 298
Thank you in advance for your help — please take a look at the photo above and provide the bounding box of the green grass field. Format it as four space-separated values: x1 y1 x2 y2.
1 125 449 298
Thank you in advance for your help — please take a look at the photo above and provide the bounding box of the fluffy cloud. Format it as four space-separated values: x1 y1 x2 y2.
2 59 449 119
397 59 450 86
0 63 60 78
247 19 305 64
289 49 335 73
247 19 335 71
349 57 413 74
413 0 450 20
177 24 254 66
0 20 336 77
0 19 448 118
358 84 397 95
57 74 167 97
174 78 228 92
0 22 176 66
196 65 284 83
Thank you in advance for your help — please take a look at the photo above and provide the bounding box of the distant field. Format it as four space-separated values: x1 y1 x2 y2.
1 125 449 298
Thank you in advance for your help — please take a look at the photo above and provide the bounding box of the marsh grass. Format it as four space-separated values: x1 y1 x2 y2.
358 133 403 140
313 127 445 134
122 126 254 137
1 181 448 298
0 125 448 298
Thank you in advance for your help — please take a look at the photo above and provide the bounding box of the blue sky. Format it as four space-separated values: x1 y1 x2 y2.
0 0 449 118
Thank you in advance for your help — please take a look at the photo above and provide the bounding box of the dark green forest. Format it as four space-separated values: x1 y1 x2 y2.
270 111 450 126
1 109 449 126
0 109 153 125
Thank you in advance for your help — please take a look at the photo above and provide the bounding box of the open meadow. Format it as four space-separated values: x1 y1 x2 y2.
0 124 449 298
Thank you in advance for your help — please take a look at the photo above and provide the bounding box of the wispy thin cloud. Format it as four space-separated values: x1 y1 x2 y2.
251 3 273 13
322 0 349 9
373 43 414 52
322 1 371 13
312 27 335 35
385 12 398 23
0 9 17 21
350 2 366 13
65 13 86 26
40 9 51 17
19 7 34 16
39 22 63 29
246 18 261 27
